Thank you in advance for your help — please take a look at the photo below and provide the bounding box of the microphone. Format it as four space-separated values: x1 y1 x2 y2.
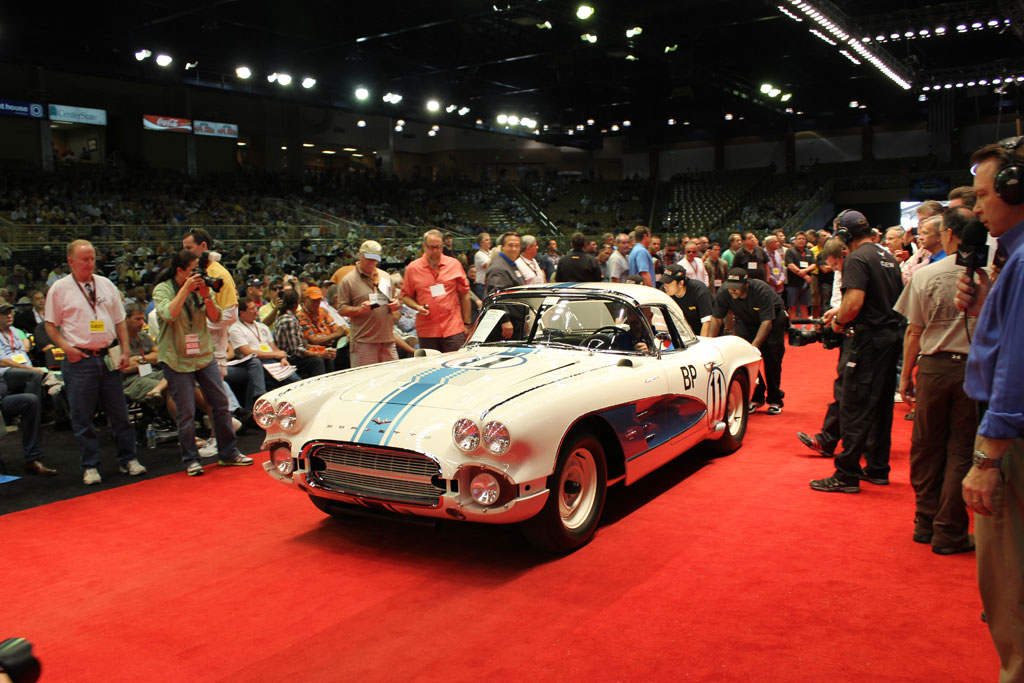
956 219 990 281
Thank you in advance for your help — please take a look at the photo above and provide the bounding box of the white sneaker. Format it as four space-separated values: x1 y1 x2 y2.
83 468 101 485
186 461 204 476
119 459 148 476
893 391 903 403
198 438 218 458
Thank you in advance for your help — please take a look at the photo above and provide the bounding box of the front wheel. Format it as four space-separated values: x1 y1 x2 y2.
709 372 749 454
521 432 607 553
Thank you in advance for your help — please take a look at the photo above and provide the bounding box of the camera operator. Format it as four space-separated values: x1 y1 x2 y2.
955 138 1024 680
810 210 904 494
894 206 977 554
701 268 786 415
152 249 252 477
182 229 237 378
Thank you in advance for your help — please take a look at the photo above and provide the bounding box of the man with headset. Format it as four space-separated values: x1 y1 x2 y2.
957 137 1024 681
810 210 904 493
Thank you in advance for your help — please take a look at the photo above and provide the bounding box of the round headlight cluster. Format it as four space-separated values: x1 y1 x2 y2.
269 444 293 475
452 419 480 452
470 472 501 506
482 421 511 455
251 399 301 432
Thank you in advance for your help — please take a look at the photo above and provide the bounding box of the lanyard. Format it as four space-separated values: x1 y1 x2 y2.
74 277 98 315
245 321 264 343
5 328 16 352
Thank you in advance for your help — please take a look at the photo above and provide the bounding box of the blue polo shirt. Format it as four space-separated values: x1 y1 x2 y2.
628 244 655 284
964 218 1024 439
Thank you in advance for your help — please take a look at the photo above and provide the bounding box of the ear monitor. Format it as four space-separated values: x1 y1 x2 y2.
995 136 1024 205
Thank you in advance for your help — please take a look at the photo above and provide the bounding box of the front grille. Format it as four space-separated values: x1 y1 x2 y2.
306 442 444 506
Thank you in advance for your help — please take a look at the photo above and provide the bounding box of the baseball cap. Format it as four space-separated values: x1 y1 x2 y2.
836 209 868 231
16 296 31 306
724 268 749 289
304 286 324 300
359 240 382 261
247 277 264 288
0 302 12 313
658 264 687 285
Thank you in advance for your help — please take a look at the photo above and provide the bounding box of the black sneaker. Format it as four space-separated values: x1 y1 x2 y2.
796 432 831 457
749 399 766 413
913 517 932 544
766 404 782 415
932 535 975 555
810 476 860 493
857 468 889 485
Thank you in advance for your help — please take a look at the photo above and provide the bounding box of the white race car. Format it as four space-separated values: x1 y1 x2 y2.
257 282 761 552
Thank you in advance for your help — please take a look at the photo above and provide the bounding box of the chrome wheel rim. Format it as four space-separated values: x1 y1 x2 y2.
726 381 745 437
559 447 598 530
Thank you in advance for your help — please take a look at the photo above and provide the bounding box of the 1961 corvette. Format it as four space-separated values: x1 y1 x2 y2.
256 282 761 552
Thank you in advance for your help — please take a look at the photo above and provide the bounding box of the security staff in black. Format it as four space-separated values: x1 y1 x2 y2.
659 264 713 336
810 212 904 493
701 268 787 414
554 232 602 283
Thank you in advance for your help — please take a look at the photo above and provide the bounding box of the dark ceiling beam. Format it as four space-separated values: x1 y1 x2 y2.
131 0 244 31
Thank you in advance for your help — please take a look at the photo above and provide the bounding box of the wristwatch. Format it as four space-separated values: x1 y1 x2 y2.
972 450 1002 470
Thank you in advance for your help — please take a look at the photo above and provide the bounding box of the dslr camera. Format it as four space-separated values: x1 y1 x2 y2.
787 318 847 350
193 251 224 293
0 638 40 683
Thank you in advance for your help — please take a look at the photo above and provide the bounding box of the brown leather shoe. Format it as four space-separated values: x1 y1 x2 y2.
25 460 57 476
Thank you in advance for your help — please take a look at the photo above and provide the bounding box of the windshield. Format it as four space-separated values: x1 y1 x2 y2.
467 292 659 355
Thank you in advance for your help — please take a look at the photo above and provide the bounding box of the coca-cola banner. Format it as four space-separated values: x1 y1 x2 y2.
193 120 239 138
142 114 192 133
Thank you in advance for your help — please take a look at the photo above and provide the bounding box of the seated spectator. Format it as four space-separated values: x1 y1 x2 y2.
273 289 333 378
259 278 284 327
119 303 169 413
297 286 347 373
0 302 48 405
0 371 55 475
14 290 46 338
227 297 300 411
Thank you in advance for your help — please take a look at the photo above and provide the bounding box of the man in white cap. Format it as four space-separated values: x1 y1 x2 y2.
337 240 401 367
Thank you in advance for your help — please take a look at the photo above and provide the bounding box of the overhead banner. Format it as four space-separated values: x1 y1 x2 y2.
0 99 45 119
49 104 107 126
143 115 192 133
193 120 238 138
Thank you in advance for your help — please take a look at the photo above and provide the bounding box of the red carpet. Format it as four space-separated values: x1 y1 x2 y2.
2 344 996 681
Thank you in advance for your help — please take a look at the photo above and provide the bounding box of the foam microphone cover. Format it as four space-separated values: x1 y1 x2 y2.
956 219 990 274
962 219 989 248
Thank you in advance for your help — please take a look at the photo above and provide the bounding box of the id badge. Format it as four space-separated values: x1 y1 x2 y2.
11 353 28 365
429 283 446 298
184 333 202 356
799 261 809 269
89 319 106 333
369 292 389 308
772 268 780 275
258 344 272 352
747 262 757 270
138 362 153 377
714 280 722 288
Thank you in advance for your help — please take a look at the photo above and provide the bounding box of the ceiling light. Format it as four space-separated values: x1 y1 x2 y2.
458 107 470 116
625 26 643 38
301 77 316 88
862 36 871 42
724 113 733 120
769 88 781 97
576 5 594 20
778 6 802 22
352 153 364 158
625 54 638 61
760 83 773 94
568 130 575 135
135 49 152 61
302 143 314 147
904 31 914 38
277 73 292 86
426 99 440 112
155 54 173 67
979 79 989 85
232 66 250 80
622 120 631 127
536 20 553 29
355 87 369 100
586 118 595 125
576 124 585 130
446 104 457 113
343 147 357 151
394 125 403 132
383 92 402 104
780 93 792 102
918 94 927 101
508 115 520 125
859 104 867 109
665 44 679 53
357 120 366 127
323 150 336 154
475 119 484 125
397 119 405 125
428 130 437 136
431 124 439 130
280 146 287 150
610 124 620 131
667 118 676 125
237 141 246 146
185 61 198 70
935 26 946 34
522 118 536 128
267 73 278 83
919 29 929 36
849 100 859 108
581 33 597 43
496 114 508 124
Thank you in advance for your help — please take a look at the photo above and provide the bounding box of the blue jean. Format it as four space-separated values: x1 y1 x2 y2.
226 357 266 413
1 392 43 462
164 361 239 465
61 354 136 469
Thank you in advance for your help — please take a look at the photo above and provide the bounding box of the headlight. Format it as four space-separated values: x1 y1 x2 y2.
470 472 500 506
253 399 276 429
482 421 511 455
452 418 480 452
269 443 293 476
276 401 299 431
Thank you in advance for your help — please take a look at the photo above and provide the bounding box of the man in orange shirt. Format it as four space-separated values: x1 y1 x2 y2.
296 286 345 372
401 229 472 353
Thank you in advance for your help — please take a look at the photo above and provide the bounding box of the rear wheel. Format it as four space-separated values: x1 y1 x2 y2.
709 372 749 454
521 431 607 553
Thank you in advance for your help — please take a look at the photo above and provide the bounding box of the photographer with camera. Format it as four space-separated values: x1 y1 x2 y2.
152 250 252 477
810 210 904 494
894 206 978 554
701 268 786 415
182 229 237 377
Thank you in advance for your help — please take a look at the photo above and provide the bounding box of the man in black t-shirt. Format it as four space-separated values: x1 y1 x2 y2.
784 231 815 320
554 232 602 283
659 264 713 336
702 268 787 414
811 209 904 494
731 232 771 282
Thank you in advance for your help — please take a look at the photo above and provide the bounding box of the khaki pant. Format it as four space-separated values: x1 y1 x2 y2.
977 438 1024 682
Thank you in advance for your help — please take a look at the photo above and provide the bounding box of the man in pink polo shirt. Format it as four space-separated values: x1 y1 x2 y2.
401 229 472 353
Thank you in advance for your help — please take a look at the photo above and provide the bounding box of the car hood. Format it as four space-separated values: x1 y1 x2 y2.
332 346 621 411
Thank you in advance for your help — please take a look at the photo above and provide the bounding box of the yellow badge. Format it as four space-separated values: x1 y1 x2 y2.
258 344 271 353
89 320 106 333
11 353 28 365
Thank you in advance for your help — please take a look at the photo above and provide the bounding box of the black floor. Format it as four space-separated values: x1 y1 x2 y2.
0 424 268 515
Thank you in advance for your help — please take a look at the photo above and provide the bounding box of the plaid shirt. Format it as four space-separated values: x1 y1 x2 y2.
296 306 336 343
273 311 308 357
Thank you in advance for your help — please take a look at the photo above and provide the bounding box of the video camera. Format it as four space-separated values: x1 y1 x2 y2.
193 251 224 293
0 638 40 683
787 318 847 350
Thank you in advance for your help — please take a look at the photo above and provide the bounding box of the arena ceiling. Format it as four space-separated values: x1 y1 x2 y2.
3 0 1024 148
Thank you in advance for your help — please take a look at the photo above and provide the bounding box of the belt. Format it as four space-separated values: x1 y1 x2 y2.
74 346 109 357
925 351 968 362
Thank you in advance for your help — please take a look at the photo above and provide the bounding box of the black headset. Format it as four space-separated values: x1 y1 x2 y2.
994 136 1024 205
833 209 869 244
